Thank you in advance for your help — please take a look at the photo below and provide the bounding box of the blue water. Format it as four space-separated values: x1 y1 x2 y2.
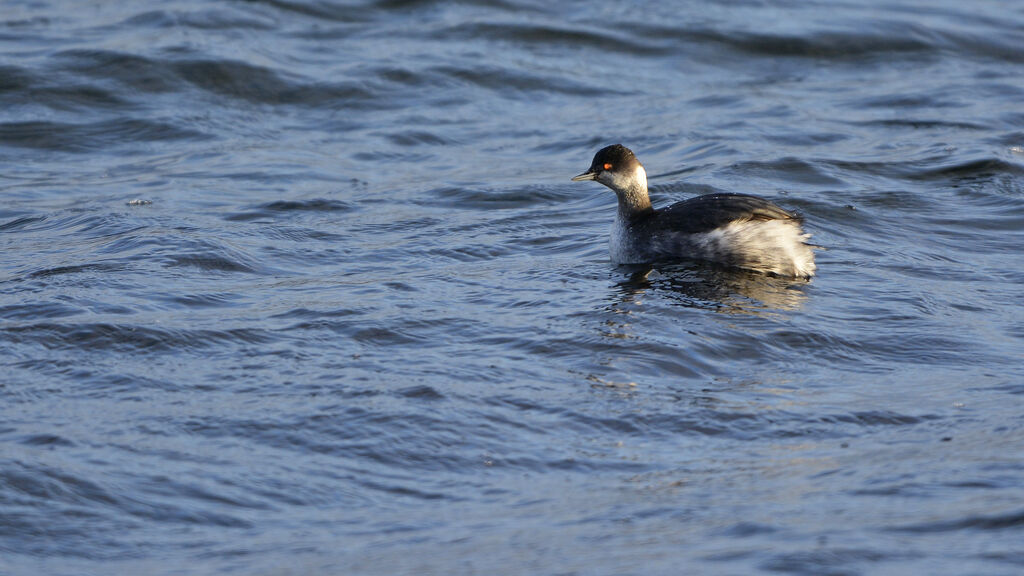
2 1 1023 574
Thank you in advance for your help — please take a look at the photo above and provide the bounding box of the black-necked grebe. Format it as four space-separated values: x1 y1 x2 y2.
572 144 816 278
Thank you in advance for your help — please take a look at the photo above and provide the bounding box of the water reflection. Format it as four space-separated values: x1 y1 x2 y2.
614 262 810 314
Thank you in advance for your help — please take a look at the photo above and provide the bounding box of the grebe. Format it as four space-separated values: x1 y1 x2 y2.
572 144 816 278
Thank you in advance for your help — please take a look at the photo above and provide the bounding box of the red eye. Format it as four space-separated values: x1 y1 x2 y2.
603 163 613 170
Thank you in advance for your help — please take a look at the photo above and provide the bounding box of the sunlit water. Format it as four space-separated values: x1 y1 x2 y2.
2 1 1023 574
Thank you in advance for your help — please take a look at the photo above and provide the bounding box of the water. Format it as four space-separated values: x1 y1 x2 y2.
2 0 1023 574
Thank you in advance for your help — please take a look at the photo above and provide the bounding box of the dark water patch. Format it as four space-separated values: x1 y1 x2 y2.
164 253 257 273
353 478 449 501
437 21 669 56
0 64 32 93
824 155 1023 184
914 157 1024 182
54 50 183 94
168 293 244 309
256 225 348 244
133 473 271 513
27 263 126 280
426 243 516 263
397 384 445 400
242 0 376 23
119 8 277 31
0 214 46 231
373 66 431 86
536 404 931 443
271 307 364 321
851 483 931 498
114 496 253 531
384 130 454 147
818 411 933 427
848 189 937 213
173 59 307 104
431 64 625 97
977 550 1024 567
17 85 127 113
852 93 967 110
932 27 1024 65
170 59 385 109
717 521 777 538
259 199 355 212
423 185 568 210
0 119 210 153
1 462 117 507
4 322 275 353
49 371 193 397
348 215 442 235
19 434 76 448
224 198 356 221
352 327 423 346
759 547 892 575
382 281 416 292
856 118 989 131
160 238 262 274
9 211 143 241
370 0 524 11
761 130 851 148
727 157 847 186
681 26 937 60
866 330 1002 367
0 302 83 321
890 509 1024 533
182 410 477 474
687 93 746 109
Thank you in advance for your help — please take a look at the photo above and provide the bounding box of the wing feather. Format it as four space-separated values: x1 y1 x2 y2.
640 193 800 233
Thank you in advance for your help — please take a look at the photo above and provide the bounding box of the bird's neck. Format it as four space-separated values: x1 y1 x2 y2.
616 166 653 219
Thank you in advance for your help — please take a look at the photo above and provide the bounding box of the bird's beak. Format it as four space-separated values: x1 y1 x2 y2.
571 170 597 181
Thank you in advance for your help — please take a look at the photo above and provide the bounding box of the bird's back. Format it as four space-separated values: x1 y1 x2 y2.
621 193 816 277
642 193 801 233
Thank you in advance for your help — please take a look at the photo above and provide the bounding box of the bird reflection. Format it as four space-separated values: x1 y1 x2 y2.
613 261 809 314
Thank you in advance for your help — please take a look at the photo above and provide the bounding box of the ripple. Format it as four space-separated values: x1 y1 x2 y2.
19 434 75 447
0 119 210 153
27 263 126 280
824 155 1024 182
224 198 356 222
436 21 669 56
0 302 83 321
728 157 847 186
760 547 898 574
856 118 988 130
891 509 1024 533
676 26 936 59
5 322 276 353
119 8 278 31
163 253 257 273
0 215 46 232
430 63 626 97
54 49 183 94
422 185 570 210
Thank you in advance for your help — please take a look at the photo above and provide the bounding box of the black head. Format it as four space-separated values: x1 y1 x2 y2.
571 144 643 183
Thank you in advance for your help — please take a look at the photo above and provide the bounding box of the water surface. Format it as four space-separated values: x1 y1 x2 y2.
2 0 1023 574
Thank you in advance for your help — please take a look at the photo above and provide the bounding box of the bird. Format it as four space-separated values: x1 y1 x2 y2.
572 144 816 278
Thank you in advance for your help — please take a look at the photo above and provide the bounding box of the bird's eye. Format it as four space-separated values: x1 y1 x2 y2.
603 163 613 170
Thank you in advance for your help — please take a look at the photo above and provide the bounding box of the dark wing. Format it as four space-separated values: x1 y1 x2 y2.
640 193 800 234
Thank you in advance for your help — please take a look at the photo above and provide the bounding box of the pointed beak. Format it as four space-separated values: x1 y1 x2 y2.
571 170 597 182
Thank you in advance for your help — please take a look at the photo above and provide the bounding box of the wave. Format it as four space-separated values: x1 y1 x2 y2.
5 321 276 353
0 119 210 153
